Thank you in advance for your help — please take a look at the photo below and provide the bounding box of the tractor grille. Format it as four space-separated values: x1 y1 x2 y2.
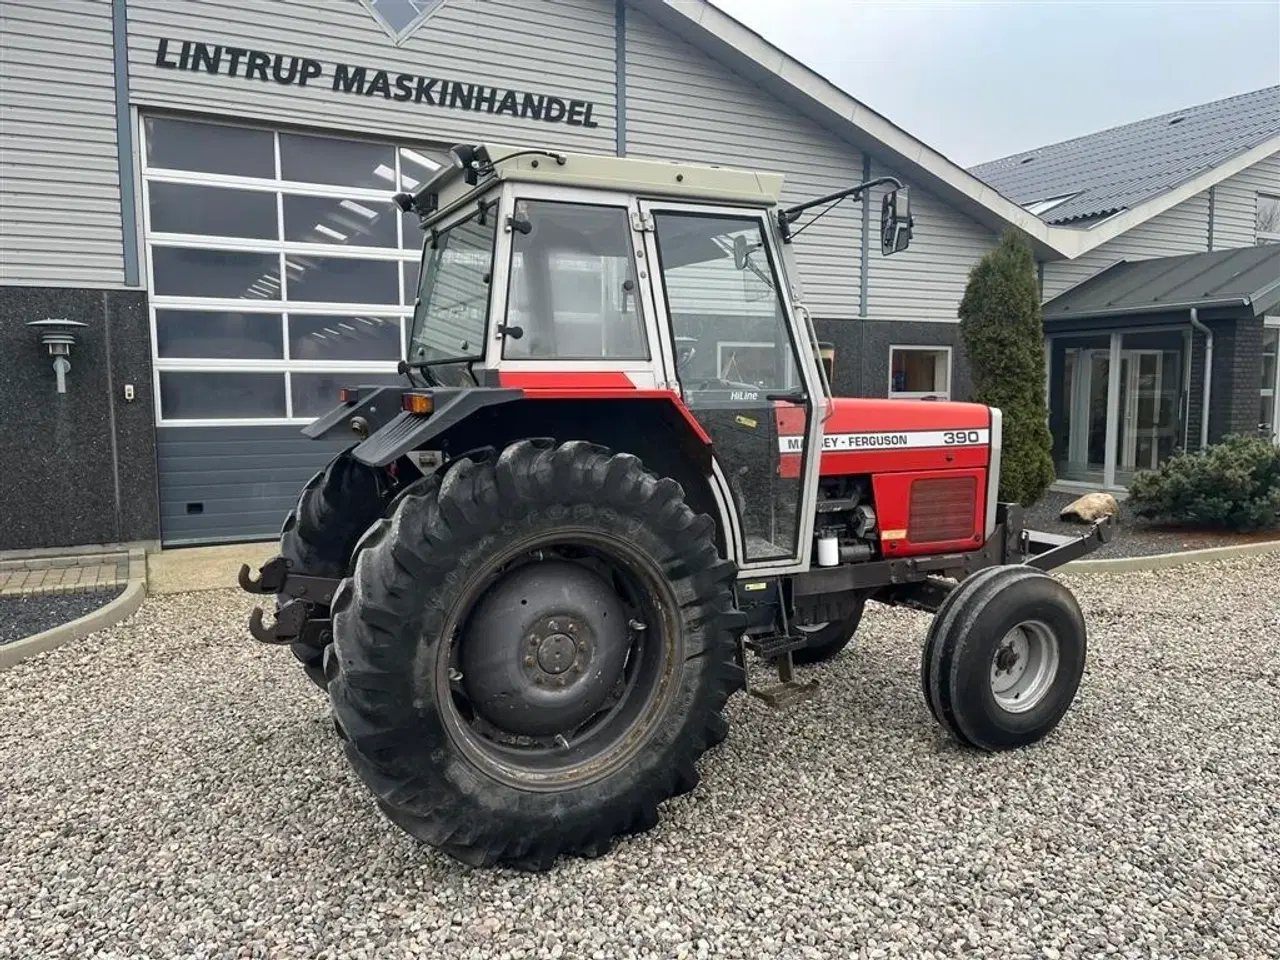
908 476 978 543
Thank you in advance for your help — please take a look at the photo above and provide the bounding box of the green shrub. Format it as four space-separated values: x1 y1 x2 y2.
1127 434 1280 531
958 229 1055 505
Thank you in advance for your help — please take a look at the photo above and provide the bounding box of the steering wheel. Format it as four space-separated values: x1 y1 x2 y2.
683 376 766 394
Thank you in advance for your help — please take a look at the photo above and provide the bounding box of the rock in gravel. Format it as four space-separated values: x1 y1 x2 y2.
0 554 1277 959
1059 492 1120 523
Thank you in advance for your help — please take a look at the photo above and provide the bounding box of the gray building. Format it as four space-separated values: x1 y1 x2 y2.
1 0 1277 552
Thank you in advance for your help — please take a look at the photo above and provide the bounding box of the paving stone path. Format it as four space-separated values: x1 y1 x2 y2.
0 553 131 597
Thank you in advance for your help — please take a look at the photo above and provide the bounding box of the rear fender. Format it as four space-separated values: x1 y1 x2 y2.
301 385 404 441
350 390 732 557
349 388 523 465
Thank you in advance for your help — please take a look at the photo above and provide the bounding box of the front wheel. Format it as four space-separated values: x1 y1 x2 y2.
278 449 402 688
921 565 1087 751
790 601 867 665
327 439 744 870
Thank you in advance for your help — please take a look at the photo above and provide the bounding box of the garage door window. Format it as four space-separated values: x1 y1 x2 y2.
142 115 447 424
889 346 951 400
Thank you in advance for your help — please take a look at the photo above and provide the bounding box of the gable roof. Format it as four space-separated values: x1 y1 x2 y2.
969 86 1280 225
1043 244 1280 321
645 0 1280 261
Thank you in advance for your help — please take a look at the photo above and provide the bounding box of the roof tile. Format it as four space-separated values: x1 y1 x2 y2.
969 86 1280 224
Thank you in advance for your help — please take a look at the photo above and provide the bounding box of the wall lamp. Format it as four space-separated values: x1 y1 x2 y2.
27 318 88 394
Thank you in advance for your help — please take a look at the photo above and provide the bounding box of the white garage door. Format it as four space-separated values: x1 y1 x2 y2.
141 114 444 543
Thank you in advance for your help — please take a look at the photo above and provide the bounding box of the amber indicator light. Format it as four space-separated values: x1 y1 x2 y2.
401 392 434 415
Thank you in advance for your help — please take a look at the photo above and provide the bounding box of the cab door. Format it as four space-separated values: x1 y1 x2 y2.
637 202 824 574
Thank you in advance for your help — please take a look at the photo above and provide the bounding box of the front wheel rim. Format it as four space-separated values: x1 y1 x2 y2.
989 620 1060 714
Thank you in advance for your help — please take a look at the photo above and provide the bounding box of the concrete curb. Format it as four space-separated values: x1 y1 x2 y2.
0 579 147 671
1062 538 1280 574
0 548 149 672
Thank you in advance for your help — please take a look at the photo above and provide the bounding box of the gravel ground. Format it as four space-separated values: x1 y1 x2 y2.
0 587 125 645
1023 491 1280 559
2 555 1278 960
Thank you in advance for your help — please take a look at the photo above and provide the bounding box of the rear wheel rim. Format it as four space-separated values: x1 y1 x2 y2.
989 620 1060 714
435 529 682 792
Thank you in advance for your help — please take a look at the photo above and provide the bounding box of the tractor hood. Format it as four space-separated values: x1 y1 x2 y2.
778 397 996 476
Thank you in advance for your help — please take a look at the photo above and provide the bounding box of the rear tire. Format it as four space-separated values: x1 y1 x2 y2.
328 438 744 870
791 601 866 665
922 565 1086 751
278 448 411 688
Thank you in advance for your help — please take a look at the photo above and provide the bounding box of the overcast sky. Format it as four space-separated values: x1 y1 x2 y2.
710 0 1280 167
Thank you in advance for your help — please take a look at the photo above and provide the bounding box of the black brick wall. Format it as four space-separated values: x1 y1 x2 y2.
1186 311 1264 450
0 286 159 551
1213 314 1265 440
812 319 972 400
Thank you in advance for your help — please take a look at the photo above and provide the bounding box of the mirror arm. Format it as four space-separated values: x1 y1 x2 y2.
778 176 904 241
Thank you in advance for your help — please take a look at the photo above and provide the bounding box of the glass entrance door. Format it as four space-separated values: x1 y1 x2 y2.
1119 350 1162 476
642 206 818 568
1062 347 1111 483
1058 331 1187 488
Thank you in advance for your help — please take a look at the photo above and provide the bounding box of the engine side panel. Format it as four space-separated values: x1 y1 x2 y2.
776 397 993 478
781 397 995 559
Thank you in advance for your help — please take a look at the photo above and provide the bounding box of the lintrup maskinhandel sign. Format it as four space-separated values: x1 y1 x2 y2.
154 38 602 129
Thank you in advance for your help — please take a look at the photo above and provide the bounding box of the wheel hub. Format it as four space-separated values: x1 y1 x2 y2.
459 560 632 738
993 637 1025 676
535 631 577 675
989 621 1059 714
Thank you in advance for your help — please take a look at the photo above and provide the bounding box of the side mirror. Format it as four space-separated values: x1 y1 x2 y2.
880 187 913 256
732 234 761 270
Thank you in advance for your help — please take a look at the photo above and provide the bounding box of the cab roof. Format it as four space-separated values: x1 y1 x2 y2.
409 142 786 225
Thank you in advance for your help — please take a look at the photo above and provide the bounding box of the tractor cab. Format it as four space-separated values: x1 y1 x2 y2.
371 142 914 574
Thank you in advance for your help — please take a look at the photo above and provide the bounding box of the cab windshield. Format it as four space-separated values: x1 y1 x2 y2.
407 204 497 381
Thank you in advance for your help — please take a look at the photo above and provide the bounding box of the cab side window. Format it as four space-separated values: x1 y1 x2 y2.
503 201 647 360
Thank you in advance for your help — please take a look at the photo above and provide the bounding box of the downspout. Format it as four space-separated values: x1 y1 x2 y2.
1190 307 1212 450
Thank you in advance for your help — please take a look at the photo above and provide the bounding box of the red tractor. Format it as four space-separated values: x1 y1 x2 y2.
240 143 1112 870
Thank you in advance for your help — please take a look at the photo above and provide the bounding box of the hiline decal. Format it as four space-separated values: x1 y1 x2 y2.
778 429 991 453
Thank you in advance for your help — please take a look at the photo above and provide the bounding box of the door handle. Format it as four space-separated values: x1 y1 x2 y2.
765 390 807 403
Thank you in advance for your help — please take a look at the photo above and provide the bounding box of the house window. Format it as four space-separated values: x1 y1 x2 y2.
141 115 447 424
1259 194 1280 244
889 346 951 400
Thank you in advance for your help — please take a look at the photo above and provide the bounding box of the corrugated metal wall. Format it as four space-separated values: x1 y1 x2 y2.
0 0 125 287
864 159 999 322
1211 151 1280 250
1041 192 1214 301
624 8 865 319
125 0 617 154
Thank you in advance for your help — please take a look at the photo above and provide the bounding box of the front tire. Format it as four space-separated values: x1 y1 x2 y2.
921 565 1086 751
278 448 412 688
791 601 867 665
328 439 745 870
